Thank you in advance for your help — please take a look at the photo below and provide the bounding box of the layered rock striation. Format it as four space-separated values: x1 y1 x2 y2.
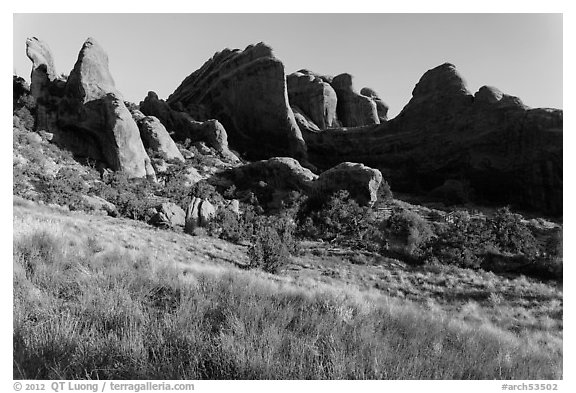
303 63 562 214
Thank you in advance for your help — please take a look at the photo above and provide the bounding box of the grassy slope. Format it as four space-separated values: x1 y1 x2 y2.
13 198 562 379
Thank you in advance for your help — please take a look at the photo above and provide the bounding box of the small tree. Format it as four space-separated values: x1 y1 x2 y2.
385 208 434 258
490 207 539 258
247 215 297 274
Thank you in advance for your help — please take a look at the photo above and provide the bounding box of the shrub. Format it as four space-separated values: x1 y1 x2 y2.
208 208 250 243
159 160 224 209
93 173 158 221
490 207 539 258
190 181 223 205
423 211 492 268
36 167 90 211
377 179 394 203
13 106 35 131
297 190 385 251
13 94 37 131
248 215 296 274
535 228 563 279
159 162 193 209
385 208 434 258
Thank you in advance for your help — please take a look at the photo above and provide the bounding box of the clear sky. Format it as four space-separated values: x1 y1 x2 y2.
13 13 562 118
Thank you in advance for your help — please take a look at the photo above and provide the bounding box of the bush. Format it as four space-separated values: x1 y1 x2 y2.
13 94 37 131
490 207 539 258
158 160 224 209
297 190 385 251
248 215 297 274
423 211 492 268
423 208 541 270
36 167 90 211
14 107 36 131
93 173 158 221
385 208 434 258
208 206 257 244
377 179 394 203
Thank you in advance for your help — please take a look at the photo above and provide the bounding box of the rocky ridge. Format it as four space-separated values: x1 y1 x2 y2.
21 38 562 215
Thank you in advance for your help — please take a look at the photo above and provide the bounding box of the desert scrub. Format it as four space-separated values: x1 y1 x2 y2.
423 208 554 276
247 213 299 274
385 208 434 259
13 209 562 380
297 190 386 252
93 173 158 221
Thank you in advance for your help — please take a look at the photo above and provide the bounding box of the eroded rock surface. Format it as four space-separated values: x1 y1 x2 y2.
287 70 338 129
185 198 216 233
304 63 562 214
137 115 184 162
26 37 57 100
313 162 382 206
360 87 389 121
167 43 308 162
331 73 380 127
26 37 155 179
140 91 238 162
227 157 318 193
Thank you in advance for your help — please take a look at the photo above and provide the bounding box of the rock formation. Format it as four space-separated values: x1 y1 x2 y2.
150 202 185 228
166 43 308 162
330 73 380 127
140 91 238 162
313 162 383 206
185 198 216 233
25 37 57 100
26 37 155 179
360 87 389 121
287 70 338 129
227 157 382 206
227 157 318 193
136 115 184 162
291 106 321 133
21 37 562 214
303 63 562 214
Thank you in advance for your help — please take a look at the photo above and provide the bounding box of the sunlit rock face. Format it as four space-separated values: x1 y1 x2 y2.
167 42 308 163
27 37 155 179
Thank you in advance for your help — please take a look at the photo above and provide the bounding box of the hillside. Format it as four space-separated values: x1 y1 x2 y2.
13 198 562 379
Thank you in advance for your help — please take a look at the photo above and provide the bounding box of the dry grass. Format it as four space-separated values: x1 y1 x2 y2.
13 200 562 379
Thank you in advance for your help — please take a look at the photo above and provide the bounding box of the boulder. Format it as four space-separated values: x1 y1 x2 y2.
287 70 338 129
167 43 308 162
228 157 318 193
184 198 216 233
313 162 382 206
81 195 117 216
331 73 380 127
137 115 184 162
474 85 526 109
360 87 389 121
150 202 185 228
